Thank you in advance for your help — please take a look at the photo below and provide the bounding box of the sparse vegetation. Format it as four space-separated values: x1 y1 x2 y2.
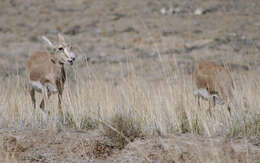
1 0 260 162
1 52 260 162
1 68 260 137
103 112 143 149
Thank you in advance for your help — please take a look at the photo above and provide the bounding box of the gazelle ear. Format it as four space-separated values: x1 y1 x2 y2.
58 33 65 43
41 36 55 49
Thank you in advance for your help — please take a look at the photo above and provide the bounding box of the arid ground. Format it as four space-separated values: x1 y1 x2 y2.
0 0 260 162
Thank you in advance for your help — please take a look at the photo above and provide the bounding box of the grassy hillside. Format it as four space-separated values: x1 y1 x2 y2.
0 0 260 162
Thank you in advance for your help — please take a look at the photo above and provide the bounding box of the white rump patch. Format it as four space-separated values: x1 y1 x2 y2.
30 80 57 94
194 89 210 100
30 80 43 92
194 89 224 105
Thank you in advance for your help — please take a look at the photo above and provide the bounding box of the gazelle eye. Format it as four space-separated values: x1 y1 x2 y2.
58 47 64 51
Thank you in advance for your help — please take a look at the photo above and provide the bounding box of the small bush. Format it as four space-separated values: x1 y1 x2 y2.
62 112 76 128
242 113 260 136
104 113 143 149
228 112 260 137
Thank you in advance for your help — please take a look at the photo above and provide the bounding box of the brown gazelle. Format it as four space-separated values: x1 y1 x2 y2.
192 61 235 114
26 34 75 114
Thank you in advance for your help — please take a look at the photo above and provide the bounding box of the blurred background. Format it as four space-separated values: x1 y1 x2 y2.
0 0 259 81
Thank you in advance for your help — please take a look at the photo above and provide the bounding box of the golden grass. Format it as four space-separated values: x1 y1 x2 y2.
0 65 259 139
1 64 260 163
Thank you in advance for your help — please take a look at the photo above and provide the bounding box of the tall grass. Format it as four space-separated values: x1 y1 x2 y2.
0 65 260 142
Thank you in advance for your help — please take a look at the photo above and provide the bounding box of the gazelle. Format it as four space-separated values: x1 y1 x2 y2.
26 34 75 114
192 61 235 114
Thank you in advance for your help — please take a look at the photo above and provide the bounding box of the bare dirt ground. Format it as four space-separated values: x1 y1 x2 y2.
1 128 260 162
1 0 260 162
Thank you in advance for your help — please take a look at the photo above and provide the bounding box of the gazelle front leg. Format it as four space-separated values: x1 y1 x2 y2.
39 92 51 111
58 93 63 115
197 95 201 106
56 81 64 115
208 96 214 116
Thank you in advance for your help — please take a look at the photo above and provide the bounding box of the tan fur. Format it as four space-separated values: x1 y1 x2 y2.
192 61 235 114
26 34 75 114
27 52 62 83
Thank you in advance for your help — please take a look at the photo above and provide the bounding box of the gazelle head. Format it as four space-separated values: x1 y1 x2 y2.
42 34 76 65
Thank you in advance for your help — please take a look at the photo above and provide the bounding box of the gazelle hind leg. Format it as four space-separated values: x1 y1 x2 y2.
40 86 49 114
194 89 200 106
30 88 36 109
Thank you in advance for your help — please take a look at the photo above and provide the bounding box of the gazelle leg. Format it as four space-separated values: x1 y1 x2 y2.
227 105 231 115
198 95 201 106
213 96 216 107
56 81 64 115
30 88 36 109
194 89 200 107
40 92 51 112
40 87 49 114
208 97 213 116
43 87 49 114
40 97 44 111
58 94 63 115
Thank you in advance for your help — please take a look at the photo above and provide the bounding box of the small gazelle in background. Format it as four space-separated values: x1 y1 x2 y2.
192 61 235 115
26 34 76 114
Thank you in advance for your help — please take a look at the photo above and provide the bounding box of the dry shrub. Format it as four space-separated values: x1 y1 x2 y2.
244 113 260 136
228 112 260 137
104 112 143 149
80 115 99 130
59 111 98 130
62 112 77 128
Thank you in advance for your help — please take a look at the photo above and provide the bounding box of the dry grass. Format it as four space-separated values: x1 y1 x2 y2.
0 0 259 161
0 62 260 162
0 63 260 138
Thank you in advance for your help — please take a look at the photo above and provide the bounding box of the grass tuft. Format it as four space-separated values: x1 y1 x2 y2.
104 112 143 149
